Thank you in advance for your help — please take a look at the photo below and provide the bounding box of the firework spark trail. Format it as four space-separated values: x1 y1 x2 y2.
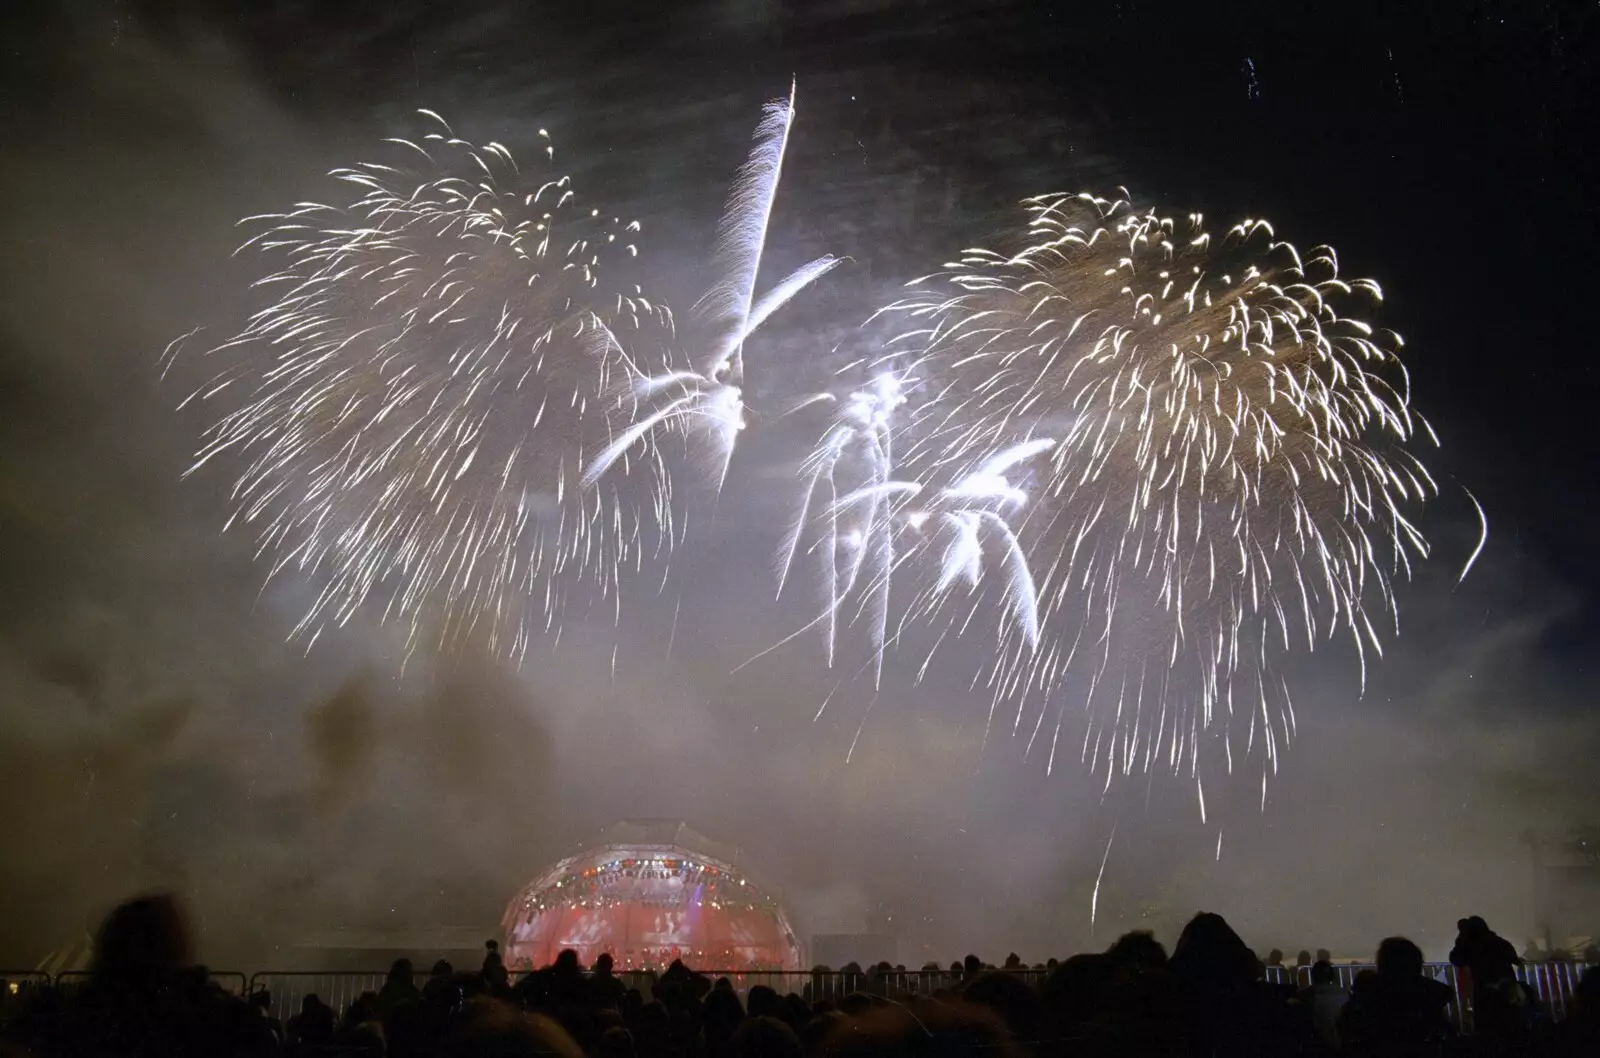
176 94 833 659
1090 824 1116 932
1459 487 1487 584
585 84 838 494
701 79 798 384
784 190 1459 813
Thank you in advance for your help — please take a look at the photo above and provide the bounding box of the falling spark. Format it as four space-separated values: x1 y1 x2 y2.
1459 487 1487 584
1090 825 1116 932
666 595 682 662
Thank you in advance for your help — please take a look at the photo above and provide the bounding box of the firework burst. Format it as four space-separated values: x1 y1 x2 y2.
174 88 835 660
784 190 1445 812
173 113 699 658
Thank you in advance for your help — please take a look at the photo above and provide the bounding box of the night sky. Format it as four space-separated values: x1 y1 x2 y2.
1 0 1596 968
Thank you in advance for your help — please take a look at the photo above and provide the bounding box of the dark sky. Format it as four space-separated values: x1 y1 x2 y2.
0 0 1596 967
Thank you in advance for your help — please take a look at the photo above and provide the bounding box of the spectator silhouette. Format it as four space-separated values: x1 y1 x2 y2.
1169 912 1294 1055
483 940 512 996
422 959 457 1007
1093 930 1184 1053
746 984 783 1022
89 893 192 986
1450 915 1528 1037
962 970 1041 1043
1038 951 1111 1032
378 957 421 1017
780 993 810 1033
1552 966 1600 1056
1296 960 1349 1051
287 993 337 1050
548 949 588 1009
1169 912 1263 989
1341 936 1452 1050
800 1010 845 1057
247 989 284 1046
61 893 275 1058
440 998 583 1058
1450 916 1519 983
728 1016 803 1058
823 998 1021 1058
598 1025 637 1058
703 978 746 1058
590 953 627 1010
336 990 385 1055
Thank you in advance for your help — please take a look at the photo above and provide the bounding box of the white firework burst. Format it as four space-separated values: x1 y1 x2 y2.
783 189 1447 815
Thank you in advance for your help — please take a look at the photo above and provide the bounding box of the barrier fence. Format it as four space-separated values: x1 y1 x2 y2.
244 968 1052 1023
51 970 249 997
250 972 397 1025
1263 962 1599 1035
243 962 1595 1031
1514 961 1590 1024
1264 964 1470 1034
0 972 51 1009
2 962 1586 1033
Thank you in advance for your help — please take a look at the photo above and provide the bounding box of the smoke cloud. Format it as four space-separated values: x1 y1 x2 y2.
0 0 1592 970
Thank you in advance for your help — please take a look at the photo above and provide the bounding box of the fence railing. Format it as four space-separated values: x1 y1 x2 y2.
1514 960 1589 1024
0 972 51 989
51 970 248 997
1264 961 1599 1035
244 962 1597 1031
0 972 52 1010
244 967 1047 1022
250 972 398 1024
16 961 1592 1033
1261 964 1470 1034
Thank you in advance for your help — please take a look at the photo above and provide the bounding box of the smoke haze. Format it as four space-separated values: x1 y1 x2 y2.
1 0 1595 968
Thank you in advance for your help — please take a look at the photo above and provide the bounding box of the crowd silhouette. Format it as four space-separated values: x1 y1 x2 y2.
0 894 1595 1057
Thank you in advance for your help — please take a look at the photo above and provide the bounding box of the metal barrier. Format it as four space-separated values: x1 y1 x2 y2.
1264 964 1467 1033
0 971 52 1016
41 960 1594 1033
250 971 426 1024
616 967 1050 1002
0 972 51 991
1262 961 1598 1034
1515 960 1592 1024
249 967 1048 1018
53 970 248 996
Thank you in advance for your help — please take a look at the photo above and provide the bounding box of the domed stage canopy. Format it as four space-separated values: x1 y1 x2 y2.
502 820 803 971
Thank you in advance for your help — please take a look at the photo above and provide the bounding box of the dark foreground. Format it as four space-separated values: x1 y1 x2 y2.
2 895 1596 1057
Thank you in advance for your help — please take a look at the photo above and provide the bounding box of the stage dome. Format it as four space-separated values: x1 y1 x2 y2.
502 820 803 971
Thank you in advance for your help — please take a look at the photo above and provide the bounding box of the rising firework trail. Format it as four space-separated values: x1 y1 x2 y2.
782 190 1457 818
172 91 832 660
